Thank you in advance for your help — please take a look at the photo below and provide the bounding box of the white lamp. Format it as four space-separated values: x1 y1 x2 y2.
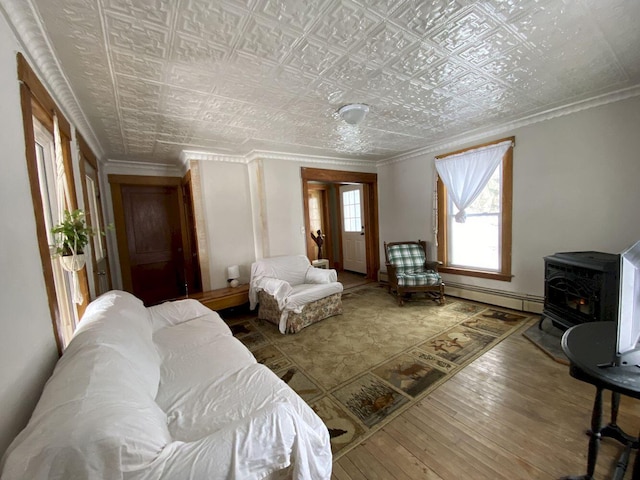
338 103 369 125
227 265 240 288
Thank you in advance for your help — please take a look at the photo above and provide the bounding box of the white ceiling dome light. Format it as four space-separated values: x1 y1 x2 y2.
338 104 370 125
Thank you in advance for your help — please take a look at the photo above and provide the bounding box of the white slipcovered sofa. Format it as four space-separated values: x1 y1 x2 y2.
0 290 331 480
249 255 343 334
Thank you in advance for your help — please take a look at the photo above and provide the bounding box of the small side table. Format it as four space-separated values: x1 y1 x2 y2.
188 284 250 311
561 321 640 480
312 259 329 269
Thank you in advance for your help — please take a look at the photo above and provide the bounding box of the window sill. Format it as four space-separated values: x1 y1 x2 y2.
439 266 513 282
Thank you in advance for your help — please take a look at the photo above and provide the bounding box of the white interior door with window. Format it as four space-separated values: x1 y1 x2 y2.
340 184 366 274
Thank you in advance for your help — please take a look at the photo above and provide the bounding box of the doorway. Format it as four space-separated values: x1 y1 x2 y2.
109 175 202 305
339 184 367 274
301 168 379 280
306 183 333 266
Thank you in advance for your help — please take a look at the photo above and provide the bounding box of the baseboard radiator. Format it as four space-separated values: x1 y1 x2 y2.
378 272 543 314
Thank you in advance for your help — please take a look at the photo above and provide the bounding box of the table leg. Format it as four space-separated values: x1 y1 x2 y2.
612 390 620 424
601 392 638 445
632 432 640 480
586 387 604 478
563 387 604 480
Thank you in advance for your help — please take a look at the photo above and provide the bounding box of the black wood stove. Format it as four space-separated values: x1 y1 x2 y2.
541 251 620 330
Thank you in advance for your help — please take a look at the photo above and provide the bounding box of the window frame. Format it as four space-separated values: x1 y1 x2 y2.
436 136 514 282
18 53 89 354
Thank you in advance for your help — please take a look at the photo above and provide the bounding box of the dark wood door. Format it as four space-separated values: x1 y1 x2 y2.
120 184 187 305
110 175 202 305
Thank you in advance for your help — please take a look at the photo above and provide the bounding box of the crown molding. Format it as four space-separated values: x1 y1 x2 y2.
378 84 640 167
180 148 376 168
246 150 375 167
0 0 105 160
180 150 249 165
102 158 183 176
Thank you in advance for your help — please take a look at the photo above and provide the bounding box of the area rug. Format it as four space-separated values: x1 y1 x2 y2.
522 317 569 365
228 284 533 460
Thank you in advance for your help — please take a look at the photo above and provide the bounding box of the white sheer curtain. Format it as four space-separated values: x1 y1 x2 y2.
435 140 512 223
53 112 83 305
53 113 67 224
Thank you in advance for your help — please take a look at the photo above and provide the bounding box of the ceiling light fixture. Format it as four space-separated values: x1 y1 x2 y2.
338 103 369 125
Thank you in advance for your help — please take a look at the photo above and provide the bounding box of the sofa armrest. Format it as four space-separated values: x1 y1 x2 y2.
152 401 331 480
305 267 337 284
250 276 293 311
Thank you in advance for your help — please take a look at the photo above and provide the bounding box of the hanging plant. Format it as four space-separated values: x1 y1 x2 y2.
50 209 109 274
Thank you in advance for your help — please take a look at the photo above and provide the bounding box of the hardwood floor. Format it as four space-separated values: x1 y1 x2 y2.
338 270 374 290
332 319 640 479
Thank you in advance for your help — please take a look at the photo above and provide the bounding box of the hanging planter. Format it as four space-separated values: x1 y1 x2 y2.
51 209 95 259
60 253 86 272
50 210 103 303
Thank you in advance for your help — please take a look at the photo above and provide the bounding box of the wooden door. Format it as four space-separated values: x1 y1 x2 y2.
340 184 367 274
110 176 200 305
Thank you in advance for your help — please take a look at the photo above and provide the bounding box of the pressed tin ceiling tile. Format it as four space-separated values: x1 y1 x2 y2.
19 0 640 162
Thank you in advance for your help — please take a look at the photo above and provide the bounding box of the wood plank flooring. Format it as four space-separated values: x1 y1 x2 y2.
333 320 640 479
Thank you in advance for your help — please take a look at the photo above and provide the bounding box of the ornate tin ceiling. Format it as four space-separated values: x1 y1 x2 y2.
16 0 640 162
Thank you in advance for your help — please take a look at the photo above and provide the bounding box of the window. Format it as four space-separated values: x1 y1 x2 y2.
308 189 323 233
341 188 362 233
18 53 90 353
437 137 514 281
34 120 79 341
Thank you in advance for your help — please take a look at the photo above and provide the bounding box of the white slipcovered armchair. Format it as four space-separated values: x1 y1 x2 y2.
249 255 343 334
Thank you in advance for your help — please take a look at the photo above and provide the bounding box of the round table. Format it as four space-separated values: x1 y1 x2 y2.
561 321 640 480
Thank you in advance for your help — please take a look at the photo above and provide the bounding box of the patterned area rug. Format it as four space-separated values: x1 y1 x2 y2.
228 284 533 460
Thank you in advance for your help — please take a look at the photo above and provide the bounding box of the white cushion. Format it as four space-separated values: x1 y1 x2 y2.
71 289 160 396
288 282 343 309
252 255 311 286
148 298 215 331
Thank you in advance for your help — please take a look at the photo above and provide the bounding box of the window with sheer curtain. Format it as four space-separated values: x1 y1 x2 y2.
436 137 514 281
18 53 90 353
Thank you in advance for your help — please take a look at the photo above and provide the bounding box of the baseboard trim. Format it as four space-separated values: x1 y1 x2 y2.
378 271 543 314
445 282 543 314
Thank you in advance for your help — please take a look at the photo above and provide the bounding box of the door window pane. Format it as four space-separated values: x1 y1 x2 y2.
342 189 362 232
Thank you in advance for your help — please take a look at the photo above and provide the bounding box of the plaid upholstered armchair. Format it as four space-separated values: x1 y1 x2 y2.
384 240 445 306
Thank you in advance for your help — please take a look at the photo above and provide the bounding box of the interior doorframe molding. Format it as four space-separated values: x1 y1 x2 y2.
301 167 379 279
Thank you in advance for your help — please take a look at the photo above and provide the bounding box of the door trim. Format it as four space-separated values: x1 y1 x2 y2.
301 168 379 280
79 134 112 297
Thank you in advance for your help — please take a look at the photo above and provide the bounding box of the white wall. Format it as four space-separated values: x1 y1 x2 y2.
0 13 59 458
259 158 377 258
198 160 256 288
378 155 436 263
196 157 377 286
378 96 640 297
